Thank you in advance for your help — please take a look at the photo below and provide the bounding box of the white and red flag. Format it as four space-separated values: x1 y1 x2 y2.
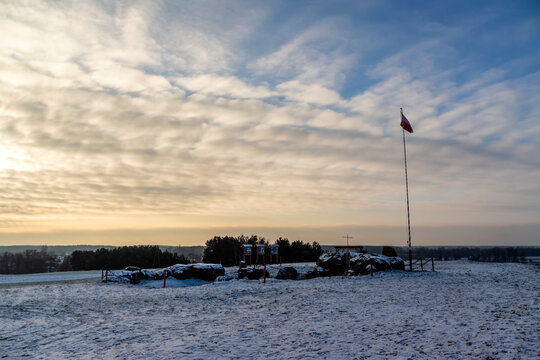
400 113 413 133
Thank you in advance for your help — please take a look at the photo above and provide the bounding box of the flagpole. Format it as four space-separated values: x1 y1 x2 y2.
401 108 413 272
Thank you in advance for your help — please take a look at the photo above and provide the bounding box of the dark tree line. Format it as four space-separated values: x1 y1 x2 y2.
202 235 323 266
472 247 522 262
3 244 537 274
392 246 537 262
0 249 70 274
70 246 190 271
275 237 324 263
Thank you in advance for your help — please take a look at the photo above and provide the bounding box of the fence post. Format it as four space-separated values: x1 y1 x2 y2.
420 257 424 272
163 270 167 288
105 269 108 283
101 269 104 282
263 263 266 284
431 257 435 272
370 258 373 276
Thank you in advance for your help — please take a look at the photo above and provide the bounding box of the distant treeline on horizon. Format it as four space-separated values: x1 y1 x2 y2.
0 245 204 256
1 242 539 275
2 244 539 255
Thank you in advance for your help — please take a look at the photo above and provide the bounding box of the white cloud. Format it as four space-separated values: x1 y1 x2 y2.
253 18 356 88
175 74 275 99
92 64 171 93
276 80 344 106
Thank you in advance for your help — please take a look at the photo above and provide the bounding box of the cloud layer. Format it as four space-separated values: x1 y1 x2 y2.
0 1 539 245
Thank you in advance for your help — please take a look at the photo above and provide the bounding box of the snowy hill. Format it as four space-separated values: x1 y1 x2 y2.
1 261 538 359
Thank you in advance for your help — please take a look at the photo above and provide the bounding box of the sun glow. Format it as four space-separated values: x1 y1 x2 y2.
0 144 25 171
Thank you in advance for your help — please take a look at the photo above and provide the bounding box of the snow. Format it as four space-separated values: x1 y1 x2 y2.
139 278 210 288
0 270 101 286
1 261 538 359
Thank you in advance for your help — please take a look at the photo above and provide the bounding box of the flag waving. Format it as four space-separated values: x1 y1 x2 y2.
400 112 413 133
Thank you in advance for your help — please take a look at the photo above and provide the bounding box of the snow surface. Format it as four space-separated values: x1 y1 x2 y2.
0 261 538 359
0 271 101 286
138 278 211 288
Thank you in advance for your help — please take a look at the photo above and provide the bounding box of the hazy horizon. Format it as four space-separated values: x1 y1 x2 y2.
1 224 539 247
1 1 539 248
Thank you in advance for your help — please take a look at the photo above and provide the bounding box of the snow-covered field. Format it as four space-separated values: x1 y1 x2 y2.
0 271 102 286
1 261 538 359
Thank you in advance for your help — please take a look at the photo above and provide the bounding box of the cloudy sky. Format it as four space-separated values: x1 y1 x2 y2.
1 0 539 246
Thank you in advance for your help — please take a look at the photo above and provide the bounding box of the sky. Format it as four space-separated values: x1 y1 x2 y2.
0 0 539 247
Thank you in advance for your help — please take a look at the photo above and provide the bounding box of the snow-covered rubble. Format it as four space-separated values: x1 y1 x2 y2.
276 266 298 280
317 250 405 275
106 252 403 286
106 263 224 284
237 266 268 280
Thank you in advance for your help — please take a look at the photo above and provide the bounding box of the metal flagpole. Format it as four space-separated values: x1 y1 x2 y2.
401 108 413 272
342 234 353 269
